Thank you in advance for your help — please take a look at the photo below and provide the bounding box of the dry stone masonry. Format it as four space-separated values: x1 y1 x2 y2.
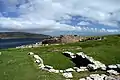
79 74 120 80
28 51 120 80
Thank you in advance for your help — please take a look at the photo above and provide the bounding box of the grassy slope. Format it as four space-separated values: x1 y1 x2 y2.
0 49 65 80
0 35 120 80
0 32 50 38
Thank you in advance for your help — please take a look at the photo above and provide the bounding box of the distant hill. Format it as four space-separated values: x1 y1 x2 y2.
0 32 51 39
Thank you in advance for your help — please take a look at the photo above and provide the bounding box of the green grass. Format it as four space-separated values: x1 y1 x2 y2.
0 49 65 80
1 35 120 80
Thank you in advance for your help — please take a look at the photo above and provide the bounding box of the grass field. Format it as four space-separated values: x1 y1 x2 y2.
0 35 120 80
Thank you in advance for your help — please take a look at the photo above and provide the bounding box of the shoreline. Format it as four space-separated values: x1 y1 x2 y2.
0 37 47 39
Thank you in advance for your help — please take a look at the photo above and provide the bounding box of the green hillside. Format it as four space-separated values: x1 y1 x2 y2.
0 32 50 39
0 35 120 80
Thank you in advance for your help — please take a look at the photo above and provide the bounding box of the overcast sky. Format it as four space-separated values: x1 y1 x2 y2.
0 0 120 35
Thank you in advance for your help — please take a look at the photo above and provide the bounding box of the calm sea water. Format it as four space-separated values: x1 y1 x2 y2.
0 38 44 49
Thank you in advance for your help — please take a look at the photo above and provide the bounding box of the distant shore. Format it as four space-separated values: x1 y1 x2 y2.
0 38 45 49
0 37 46 39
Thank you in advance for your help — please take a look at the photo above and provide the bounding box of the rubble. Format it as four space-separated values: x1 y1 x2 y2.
116 64 120 68
76 67 88 72
44 65 53 69
87 64 98 71
86 77 92 80
39 64 45 69
108 65 118 69
107 70 119 75
28 52 34 55
65 68 75 72
79 74 120 80
104 76 116 80
62 72 73 79
48 69 57 73
79 78 86 80
60 70 64 73
94 61 107 70
33 55 43 64
53 70 59 73
33 55 41 60
35 59 41 64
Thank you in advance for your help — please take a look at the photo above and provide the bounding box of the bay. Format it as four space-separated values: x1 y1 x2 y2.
0 38 44 49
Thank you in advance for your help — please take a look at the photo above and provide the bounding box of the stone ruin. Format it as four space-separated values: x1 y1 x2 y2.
42 35 105 45
62 51 107 71
28 51 120 80
79 74 120 80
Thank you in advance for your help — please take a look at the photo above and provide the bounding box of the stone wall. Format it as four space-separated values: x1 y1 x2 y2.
28 51 120 80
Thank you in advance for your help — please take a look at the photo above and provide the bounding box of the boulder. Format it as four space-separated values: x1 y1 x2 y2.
33 55 43 64
86 77 92 80
60 70 64 73
44 65 53 69
80 67 87 69
100 74 107 79
65 79 71 80
38 64 45 68
105 76 116 80
76 68 81 72
42 68 49 71
73 67 79 70
107 70 119 75
90 74 100 78
73 67 88 72
62 72 73 79
92 77 103 80
35 59 41 64
48 69 57 73
39 64 45 69
79 74 108 80
94 61 106 70
80 67 88 71
33 55 41 60
71 55 76 58
116 64 120 68
101 65 107 71
77 68 88 72
79 78 86 80
54 70 59 73
108 65 117 69
87 64 98 70
89 74 104 80
28 52 34 55
65 68 75 72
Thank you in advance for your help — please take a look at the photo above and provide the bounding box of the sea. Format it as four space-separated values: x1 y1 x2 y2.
0 38 44 49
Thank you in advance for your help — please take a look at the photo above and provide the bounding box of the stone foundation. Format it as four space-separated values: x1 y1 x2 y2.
28 51 120 79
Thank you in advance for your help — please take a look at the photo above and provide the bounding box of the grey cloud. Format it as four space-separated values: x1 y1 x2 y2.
0 0 120 35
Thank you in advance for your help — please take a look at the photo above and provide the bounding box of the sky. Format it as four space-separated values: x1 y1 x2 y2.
0 0 120 35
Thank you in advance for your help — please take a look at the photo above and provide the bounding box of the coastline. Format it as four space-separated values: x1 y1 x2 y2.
0 38 46 49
